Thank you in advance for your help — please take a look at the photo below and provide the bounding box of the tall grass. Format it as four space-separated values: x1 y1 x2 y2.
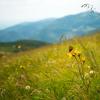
0 33 100 100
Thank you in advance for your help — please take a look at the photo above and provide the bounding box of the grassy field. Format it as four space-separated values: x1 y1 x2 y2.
0 33 100 100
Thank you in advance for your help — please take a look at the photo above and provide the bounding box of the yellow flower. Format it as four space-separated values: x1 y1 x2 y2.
67 52 72 58
67 47 82 59
74 49 81 57
71 50 76 57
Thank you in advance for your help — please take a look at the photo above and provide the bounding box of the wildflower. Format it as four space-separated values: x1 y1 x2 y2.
74 49 81 57
71 50 76 57
25 85 31 90
67 52 72 58
89 70 95 77
89 70 95 75
84 73 90 79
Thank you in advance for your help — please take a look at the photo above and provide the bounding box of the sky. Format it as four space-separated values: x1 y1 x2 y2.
0 0 100 27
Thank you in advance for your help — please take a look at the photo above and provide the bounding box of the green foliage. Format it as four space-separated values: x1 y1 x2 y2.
0 40 48 53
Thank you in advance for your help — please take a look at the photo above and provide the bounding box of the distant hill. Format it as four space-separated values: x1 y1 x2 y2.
0 40 48 53
0 11 100 42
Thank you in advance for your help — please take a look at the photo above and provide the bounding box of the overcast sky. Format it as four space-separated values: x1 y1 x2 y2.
0 0 100 24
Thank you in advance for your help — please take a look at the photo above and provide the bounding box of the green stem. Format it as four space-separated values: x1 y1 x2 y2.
74 56 88 92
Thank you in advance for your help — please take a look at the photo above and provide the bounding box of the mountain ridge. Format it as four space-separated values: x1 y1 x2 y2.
0 11 100 42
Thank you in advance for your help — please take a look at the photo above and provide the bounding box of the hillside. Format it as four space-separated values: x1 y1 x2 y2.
0 11 100 42
0 32 100 100
0 40 48 53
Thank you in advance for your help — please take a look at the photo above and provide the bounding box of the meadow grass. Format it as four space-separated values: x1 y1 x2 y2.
0 33 100 100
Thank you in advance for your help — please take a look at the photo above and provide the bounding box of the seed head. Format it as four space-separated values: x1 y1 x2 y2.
25 85 31 90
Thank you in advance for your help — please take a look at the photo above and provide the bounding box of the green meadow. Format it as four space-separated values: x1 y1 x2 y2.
0 33 100 100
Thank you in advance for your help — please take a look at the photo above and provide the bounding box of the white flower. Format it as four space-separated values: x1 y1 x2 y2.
84 73 89 78
25 85 30 90
89 70 95 74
